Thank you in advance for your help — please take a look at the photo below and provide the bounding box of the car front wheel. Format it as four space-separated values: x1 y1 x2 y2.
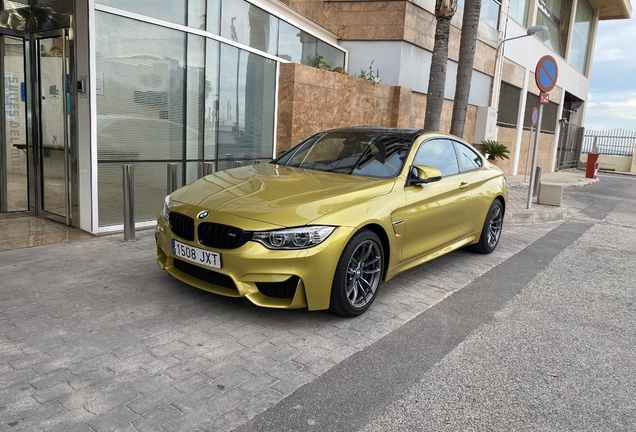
329 230 384 317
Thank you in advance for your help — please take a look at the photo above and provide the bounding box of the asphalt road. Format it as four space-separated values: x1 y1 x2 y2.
237 173 636 431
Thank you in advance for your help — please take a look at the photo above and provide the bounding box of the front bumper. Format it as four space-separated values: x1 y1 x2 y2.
155 215 355 311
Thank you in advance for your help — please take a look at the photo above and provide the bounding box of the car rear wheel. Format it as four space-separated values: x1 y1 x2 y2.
329 230 384 317
470 199 504 254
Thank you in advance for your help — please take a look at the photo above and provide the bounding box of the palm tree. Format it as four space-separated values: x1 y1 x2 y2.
450 0 482 138
423 0 458 132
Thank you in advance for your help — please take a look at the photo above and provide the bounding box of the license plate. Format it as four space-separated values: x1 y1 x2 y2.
172 240 221 269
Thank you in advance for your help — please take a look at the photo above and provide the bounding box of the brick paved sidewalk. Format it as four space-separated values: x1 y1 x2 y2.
1 222 559 431
504 169 598 224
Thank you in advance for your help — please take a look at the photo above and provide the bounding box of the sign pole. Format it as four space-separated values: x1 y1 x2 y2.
527 103 544 209
528 55 558 209
525 106 539 182
524 124 533 182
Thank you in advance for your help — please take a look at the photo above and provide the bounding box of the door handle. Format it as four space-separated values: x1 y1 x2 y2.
459 182 470 190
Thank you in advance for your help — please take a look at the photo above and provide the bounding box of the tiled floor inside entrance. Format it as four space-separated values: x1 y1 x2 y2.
0 215 93 251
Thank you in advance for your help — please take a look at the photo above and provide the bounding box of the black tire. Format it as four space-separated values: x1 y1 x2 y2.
469 199 504 254
329 230 384 317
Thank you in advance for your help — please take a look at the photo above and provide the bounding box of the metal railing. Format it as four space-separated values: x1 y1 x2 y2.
582 129 636 156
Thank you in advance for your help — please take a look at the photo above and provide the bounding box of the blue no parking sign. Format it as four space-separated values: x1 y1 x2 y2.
536 55 558 93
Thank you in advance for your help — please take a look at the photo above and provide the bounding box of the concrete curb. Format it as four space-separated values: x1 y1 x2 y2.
504 207 568 225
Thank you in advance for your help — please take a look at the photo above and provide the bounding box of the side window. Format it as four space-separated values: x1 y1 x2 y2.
455 142 483 172
413 139 459 177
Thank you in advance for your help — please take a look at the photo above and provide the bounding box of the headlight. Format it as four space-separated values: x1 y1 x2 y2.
161 195 170 221
252 226 335 250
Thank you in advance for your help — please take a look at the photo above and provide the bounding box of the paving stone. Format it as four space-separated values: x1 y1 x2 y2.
265 361 303 380
87 405 139 432
239 356 279 376
237 373 278 393
140 355 183 375
237 389 284 417
171 372 210 394
10 400 67 430
171 384 223 412
131 405 181 431
161 411 208 432
271 370 316 396
204 387 251 413
305 357 337 376
32 382 74 404
1 394 40 418
213 369 255 390
28 368 76 391
38 408 95 432
199 409 246 432
125 385 182 416
84 386 139 416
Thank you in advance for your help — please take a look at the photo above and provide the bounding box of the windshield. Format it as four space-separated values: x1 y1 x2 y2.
274 131 413 178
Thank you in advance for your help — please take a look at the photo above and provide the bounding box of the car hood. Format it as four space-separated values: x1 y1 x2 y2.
170 164 396 227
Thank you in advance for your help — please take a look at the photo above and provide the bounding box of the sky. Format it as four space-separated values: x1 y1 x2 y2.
584 8 636 131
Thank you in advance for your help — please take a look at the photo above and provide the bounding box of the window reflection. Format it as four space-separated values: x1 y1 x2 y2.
221 0 278 55
537 0 566 56
509 0 530 26
95 12 276 227
218 45 276 161
569 0 593 74
457 0 501 30
96 0 187 26
414 140 459 177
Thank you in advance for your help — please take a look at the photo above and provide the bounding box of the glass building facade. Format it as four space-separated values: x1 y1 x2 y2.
93 0 345 227
569 0 594 74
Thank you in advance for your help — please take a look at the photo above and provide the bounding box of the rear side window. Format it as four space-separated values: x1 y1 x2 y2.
455 142 483 172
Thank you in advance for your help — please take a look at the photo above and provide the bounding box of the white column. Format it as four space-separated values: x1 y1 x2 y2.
511 69 530 175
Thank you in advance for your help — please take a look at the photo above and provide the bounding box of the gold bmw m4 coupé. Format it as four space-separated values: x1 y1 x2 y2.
156 127 507 316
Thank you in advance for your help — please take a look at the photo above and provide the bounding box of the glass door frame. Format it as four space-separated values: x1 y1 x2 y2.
0 30 31 216
0 27 76 225
31 28 72 225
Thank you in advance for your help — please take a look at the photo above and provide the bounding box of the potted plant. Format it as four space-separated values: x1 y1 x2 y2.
478 140 510 165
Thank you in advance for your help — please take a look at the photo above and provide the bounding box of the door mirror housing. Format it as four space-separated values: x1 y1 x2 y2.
407 165 442 186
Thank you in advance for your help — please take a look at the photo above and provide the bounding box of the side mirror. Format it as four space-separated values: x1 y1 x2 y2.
407 165 442 186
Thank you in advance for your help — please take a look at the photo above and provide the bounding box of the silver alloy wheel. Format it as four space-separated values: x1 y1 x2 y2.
345 240 382 309
486 203 503 248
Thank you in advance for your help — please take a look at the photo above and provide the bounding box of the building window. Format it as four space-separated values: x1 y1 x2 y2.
524 93 558 133
218 0 344 68
568 0 594 74
96 0 189 26
497 82 521 127
221 0 279 55
536 0 570 57
216 44 276 164
509 0 530 26
96 0 346 69
458 0 501 29
94 11 276 227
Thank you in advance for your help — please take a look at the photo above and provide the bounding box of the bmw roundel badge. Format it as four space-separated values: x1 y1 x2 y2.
198 211 209 220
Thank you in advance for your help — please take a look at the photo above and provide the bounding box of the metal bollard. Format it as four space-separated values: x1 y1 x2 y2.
202 161 214 177
253 159 262 164
234 161 243 168
122 164 135 241
533 166 542 197
167 163 178 195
